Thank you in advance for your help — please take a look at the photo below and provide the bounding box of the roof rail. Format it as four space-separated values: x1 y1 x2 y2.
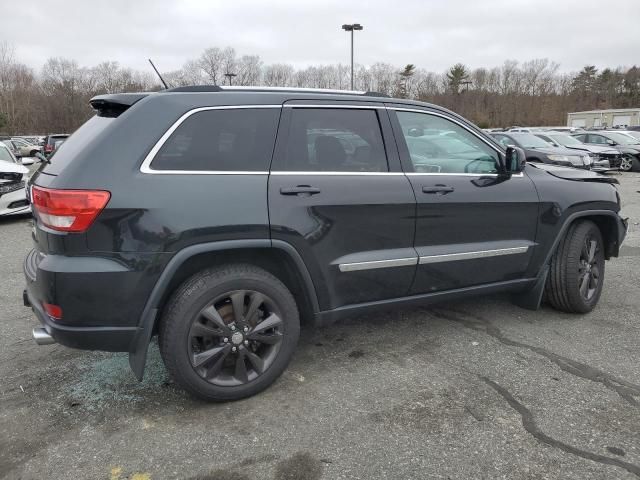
162 85 389 97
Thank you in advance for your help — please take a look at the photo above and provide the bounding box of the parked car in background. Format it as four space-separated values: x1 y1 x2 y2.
572 131 640 172
544 126 585 134
8 138 43 158
533 131 621 172
491 132 594 170
43 134 69 156
19 136 44 145
609 130 640 142
0 142 31 217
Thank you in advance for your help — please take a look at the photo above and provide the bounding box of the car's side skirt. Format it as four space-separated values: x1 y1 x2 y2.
313 277 536 327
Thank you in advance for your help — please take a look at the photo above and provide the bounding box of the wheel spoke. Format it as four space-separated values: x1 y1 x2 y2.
230 291 246 323
190 321 222 338
204 345 232 379
234 350 249 383
248 313 283 338
245 292 264 324
249 331 283 345
193 345 228 368
587 240 597 263
579 272 590 297
201 306 231 333
244 348 265 374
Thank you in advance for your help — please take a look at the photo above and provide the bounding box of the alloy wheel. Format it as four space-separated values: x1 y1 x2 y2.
619 155 633 171
578 236 601 301
187 290 284 386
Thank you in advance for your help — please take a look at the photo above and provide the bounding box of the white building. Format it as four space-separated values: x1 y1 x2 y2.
567 108 640 129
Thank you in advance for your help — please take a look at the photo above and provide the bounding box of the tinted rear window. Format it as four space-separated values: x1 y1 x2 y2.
150 108 280 171
274 108 388 172
41 117 114 175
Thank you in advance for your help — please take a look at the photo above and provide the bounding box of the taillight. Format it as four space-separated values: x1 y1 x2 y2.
43 302 63 320
31 186 110 232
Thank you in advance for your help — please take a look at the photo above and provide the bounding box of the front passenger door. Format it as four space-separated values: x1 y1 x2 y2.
388 106 540 294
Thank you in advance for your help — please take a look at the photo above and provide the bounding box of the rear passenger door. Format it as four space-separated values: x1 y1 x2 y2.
268 102 417 310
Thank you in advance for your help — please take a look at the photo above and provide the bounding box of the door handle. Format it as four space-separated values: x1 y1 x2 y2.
422 185 454 194
280 185 321 196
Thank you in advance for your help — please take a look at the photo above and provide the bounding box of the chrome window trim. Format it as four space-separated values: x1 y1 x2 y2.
140 105 282 174
406 172 524 178
139 103 522 177
339 257 418 272
271 171 403 176
419 246 529 264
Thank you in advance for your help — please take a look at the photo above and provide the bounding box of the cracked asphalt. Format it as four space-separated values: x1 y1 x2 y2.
1 173 639 480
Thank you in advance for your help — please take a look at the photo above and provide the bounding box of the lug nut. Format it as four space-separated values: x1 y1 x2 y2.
223 338 228 343
232 346 237 352
244 340 249 346
230 325 236 331
243 327 249 333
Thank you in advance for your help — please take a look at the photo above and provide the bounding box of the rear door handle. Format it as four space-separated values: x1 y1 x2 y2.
280 185 321 196
422 185 454 194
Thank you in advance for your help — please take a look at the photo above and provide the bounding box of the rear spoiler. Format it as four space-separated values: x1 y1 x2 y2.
89 93 151 117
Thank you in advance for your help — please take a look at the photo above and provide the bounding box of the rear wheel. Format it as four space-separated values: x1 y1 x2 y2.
545 220 605 313
159 264 300 401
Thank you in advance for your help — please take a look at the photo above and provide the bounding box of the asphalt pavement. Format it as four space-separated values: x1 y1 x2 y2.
1 173 639 480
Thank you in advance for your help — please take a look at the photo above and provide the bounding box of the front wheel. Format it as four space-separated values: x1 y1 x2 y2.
159 264 300 401
545 220 605 313
619 155 633 172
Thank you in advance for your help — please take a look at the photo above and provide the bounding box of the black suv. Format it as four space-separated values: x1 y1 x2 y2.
23 87 627 401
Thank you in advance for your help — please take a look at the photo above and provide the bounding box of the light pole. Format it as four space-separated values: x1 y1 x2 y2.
342 23 363 90
224 72 237 86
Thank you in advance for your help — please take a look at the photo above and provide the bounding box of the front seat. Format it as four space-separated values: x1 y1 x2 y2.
314 136 346 171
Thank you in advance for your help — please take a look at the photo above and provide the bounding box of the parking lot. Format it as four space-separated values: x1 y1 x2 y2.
0 173 638 480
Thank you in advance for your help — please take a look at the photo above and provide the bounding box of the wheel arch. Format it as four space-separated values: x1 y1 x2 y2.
128 239 319 381
514 209 626 311
546 210 625 265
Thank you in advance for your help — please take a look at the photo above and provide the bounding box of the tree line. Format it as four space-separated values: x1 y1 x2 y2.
1 41 639 134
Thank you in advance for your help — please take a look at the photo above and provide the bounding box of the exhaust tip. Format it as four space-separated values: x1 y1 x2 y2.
33 327 56 345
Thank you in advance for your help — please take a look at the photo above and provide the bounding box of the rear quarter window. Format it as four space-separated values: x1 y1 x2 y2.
40 117 114 175
150 108 281 172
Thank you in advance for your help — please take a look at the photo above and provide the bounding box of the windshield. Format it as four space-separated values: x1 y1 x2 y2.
549 134 583 147
510 133 552 148
606 132 640 145
0 145 15 163
626 131 640 140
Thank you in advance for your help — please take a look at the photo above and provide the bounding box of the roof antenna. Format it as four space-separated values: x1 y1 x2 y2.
148 58 169 89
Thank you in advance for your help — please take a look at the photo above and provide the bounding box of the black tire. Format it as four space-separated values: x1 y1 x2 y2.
159 264 300 401
545 220 605 313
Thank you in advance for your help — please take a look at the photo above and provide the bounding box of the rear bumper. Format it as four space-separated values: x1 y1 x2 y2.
23 248 148 352
23 283 136 351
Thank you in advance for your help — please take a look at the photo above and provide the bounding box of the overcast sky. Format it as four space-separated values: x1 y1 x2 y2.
4 0 640 73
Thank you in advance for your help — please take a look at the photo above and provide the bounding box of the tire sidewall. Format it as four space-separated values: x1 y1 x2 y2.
162 268 300 401
565 222 605 313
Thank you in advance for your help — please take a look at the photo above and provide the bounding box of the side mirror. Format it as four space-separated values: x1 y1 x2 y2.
606 139 616 146
20 157 34 166
504 146 526 173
